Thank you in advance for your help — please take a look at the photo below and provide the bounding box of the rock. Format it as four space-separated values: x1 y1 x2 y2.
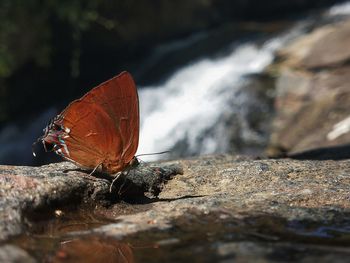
0 161 182 241
93 155 350 238
268 18 350 156
278 20 350 69
1 155 350 261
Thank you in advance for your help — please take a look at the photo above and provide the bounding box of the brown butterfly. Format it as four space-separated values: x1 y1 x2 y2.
34 71 139 175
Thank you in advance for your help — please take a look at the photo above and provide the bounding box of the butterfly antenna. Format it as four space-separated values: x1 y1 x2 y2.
135 151 170 158
134 151 170 172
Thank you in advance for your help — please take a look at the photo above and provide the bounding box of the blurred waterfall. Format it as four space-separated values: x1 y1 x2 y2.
1 1 349 165
137 27 305 160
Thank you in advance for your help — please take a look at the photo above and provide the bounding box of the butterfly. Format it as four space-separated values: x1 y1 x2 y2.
34 71 139 175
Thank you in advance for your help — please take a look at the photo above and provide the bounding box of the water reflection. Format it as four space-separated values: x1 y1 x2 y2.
9 210 350 262
49 236 134 263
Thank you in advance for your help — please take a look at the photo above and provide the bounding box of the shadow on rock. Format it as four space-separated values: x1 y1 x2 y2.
288 144 350 160
111 162 184 201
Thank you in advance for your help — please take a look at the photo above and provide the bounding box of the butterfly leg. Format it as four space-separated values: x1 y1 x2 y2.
117 169 132 196
88 163 102 176
109 172 122 193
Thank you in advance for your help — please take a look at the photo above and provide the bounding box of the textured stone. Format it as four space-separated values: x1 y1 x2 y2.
72 155 350 238
0 161 181 241
268 18 350 156
1 155 350 262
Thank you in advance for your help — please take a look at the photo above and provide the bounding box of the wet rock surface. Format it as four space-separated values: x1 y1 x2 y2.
0 161 181 241
268 18 350 157
1 155 349 262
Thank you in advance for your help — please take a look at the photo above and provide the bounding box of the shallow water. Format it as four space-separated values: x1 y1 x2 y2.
8 207 350 262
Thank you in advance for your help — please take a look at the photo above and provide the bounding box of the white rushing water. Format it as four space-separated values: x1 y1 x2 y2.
136 25 306 160
136 0 350 161
328 1 350 16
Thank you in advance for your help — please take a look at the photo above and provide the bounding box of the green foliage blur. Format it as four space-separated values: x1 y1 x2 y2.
0 0 109 123
0 0 103 78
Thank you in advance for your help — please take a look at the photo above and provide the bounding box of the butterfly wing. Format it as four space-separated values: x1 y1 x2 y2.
57 71 139 174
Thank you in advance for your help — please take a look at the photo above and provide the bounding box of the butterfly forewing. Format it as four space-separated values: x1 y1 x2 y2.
51 71 139 174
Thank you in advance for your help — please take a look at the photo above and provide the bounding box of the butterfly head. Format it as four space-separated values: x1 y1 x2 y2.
33 115 71 158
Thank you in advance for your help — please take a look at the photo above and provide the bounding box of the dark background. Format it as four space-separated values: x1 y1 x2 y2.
0 0 343 126
0 0 345 165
